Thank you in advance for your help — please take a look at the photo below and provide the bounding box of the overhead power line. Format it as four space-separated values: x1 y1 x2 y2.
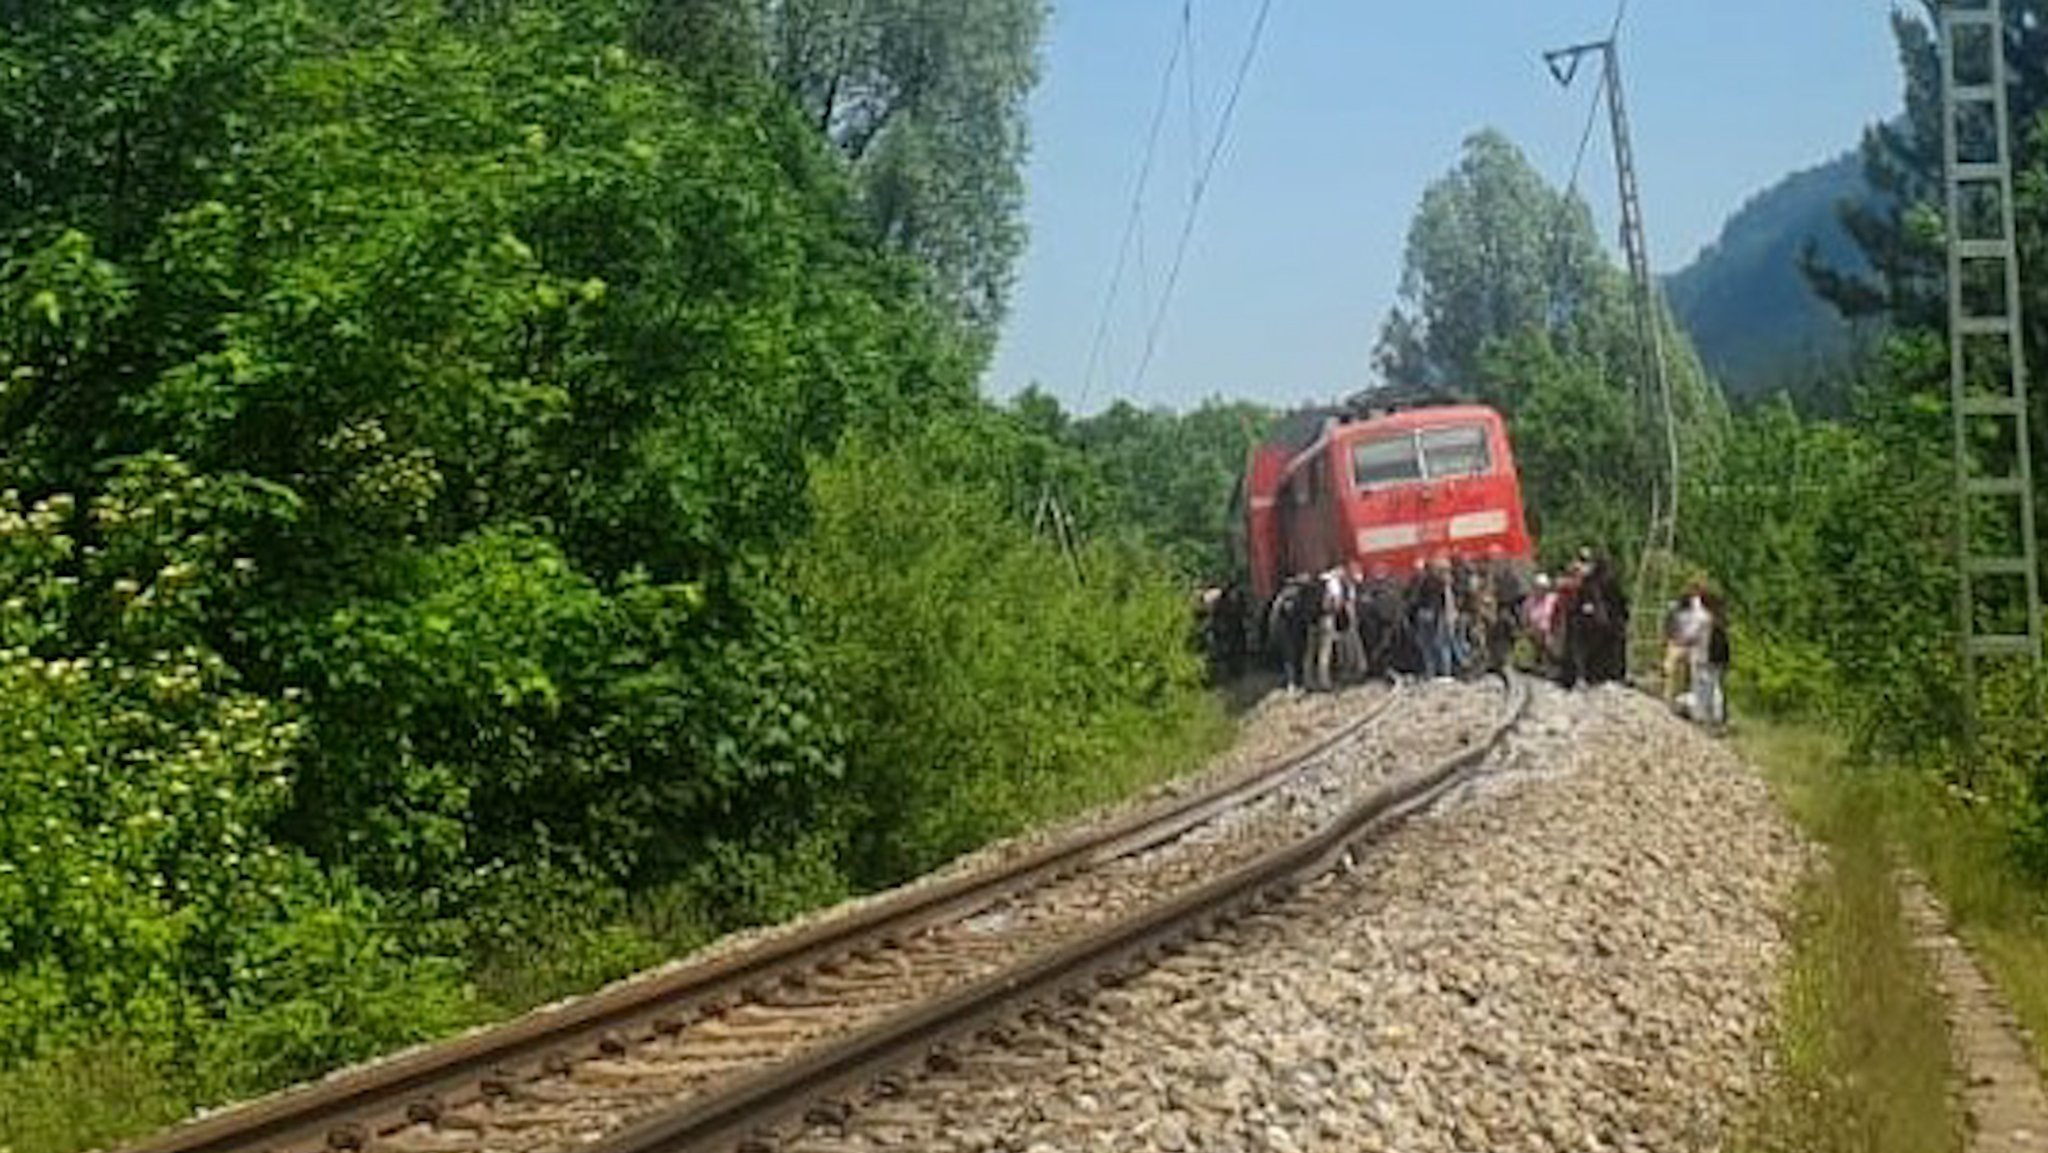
1557 0 1629 203
1128 0 1279 396
1183 0 1203 203
1076 17 1187 413
1561 61 1607 202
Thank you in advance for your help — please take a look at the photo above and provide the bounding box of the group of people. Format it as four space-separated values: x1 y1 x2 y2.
1196 549 1732 731
1521 549 1632 688
1234 549 1607 693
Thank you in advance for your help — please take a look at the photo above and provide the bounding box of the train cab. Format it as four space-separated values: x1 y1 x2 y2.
1242 402 1533 609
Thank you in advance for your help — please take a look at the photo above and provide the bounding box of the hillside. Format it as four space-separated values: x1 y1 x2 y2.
1664 150 1875 406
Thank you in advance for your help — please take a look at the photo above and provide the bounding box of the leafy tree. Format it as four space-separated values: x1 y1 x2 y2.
0 4 1235 1140
1378 129 1727 564
1062 399 1273 580
1804 1 2047 330
741 0 1047 347
1376 130 1615 389
1685 336 1963 751
793 417 1215 883
1478 331 1647 558
0 0 984 918
0 458 474 1085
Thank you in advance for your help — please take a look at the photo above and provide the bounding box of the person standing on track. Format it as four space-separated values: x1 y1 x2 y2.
1360 565 1405 679
1309 567 1347 692
1669 581 1711 702
1669 578 1729 734
1524 571 1558 672
1267 577 1305 695
1276 574 1323 696
1411 556 1459 681
1337 564 1369 682
1217 581 1249 679
1566 552 1629 686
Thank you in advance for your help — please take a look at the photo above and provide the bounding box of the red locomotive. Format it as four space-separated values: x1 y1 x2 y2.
1234 396 1534 610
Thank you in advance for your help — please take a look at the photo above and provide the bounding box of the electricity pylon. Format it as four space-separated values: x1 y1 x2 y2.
1940 0 2043 714
1544 35 1682 672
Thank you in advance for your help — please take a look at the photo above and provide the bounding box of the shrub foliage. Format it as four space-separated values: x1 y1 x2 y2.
0 2 1223 1145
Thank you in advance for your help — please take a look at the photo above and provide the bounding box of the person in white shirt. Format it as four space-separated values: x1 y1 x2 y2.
1670 581 1715 723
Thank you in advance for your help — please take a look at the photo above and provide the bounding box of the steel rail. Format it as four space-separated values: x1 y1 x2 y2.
118 685 1409 1153
586 673 1529 1153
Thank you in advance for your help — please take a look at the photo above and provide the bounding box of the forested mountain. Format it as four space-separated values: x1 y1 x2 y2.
1663 151 1876 408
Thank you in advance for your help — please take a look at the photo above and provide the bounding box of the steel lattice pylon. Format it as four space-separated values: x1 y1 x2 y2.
1545 35 1681 673
1940 0 2043 698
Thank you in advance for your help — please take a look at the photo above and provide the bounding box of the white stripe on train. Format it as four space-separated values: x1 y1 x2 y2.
1355 510 1511 555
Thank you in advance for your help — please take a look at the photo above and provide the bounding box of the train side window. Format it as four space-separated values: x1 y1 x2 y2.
1352 435 1422 488
1419 425 1491 479
1308 458 1327 505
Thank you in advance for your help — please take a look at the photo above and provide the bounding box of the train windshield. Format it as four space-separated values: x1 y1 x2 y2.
1352 435 1422 487
1419 425 1491 478
1351 424 1493 489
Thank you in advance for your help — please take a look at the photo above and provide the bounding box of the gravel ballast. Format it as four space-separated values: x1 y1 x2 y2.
790 681 1807 1153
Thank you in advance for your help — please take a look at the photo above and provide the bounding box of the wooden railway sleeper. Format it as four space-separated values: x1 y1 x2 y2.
400 1098 441 1126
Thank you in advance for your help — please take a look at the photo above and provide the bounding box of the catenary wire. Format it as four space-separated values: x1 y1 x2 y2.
1128 0 1279 396
1075 17 1187 415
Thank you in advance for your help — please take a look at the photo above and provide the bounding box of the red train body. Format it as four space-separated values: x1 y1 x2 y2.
1238 402 1534 607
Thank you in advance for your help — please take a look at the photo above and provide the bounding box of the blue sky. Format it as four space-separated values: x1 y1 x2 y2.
984 1 1905 413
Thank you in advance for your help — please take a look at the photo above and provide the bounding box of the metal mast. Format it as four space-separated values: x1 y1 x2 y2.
1941 0 2042 702
1545 36 1681 659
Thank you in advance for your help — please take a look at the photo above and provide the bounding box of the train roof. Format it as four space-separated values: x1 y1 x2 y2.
1251 401 1505 460
1259 402 1509 481
1329 403 1505 437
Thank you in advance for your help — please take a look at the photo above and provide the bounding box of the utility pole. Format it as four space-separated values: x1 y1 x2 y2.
1544 34 1681 669
1940 0 2043 711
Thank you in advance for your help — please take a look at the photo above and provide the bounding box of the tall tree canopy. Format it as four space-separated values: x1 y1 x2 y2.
1376 129 1725 558
1805 0 2047 330
732 0 1046 349
0 6 1227 1135
1375 130 1614 389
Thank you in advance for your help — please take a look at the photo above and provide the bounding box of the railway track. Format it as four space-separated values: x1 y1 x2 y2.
123 676 1523 1153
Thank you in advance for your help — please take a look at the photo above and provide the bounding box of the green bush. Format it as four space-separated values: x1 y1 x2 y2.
1964 667 2048 877
1730 627 1839 719
0 3 1234 1143
0 461 474 1083
794 420 1222 885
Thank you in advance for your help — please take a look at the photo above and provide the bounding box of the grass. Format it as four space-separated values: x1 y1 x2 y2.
1734 719 1963 1153
0 1043 190 1153
1878 763 2048 1089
